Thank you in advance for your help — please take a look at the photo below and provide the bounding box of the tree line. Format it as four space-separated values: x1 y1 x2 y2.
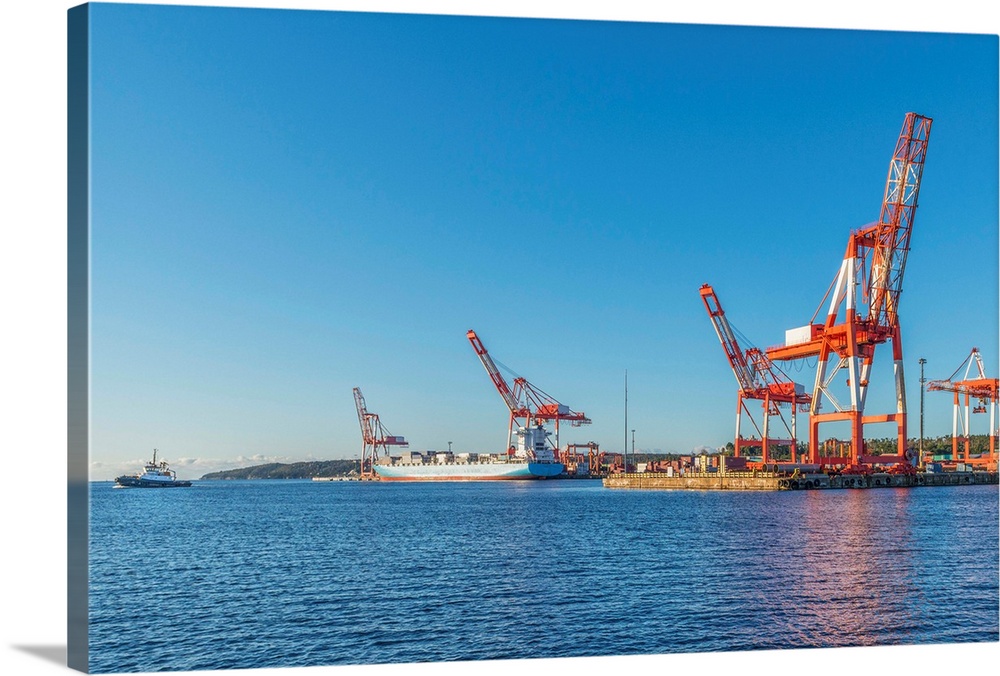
200 459 360 480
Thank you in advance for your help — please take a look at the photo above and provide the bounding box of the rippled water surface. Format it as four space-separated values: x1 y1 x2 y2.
88 480 999 673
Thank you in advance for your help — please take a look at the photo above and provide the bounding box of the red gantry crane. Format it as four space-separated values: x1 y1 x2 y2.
466 329 591 457
561 441 602 475
700 284 812 464
927 348 999 468
763 113 933 471
353 387 408 480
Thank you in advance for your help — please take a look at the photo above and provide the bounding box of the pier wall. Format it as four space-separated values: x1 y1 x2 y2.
603 472 781 490
603 471 999 491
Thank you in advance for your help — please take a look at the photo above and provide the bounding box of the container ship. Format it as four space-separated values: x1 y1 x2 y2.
373 424 564 481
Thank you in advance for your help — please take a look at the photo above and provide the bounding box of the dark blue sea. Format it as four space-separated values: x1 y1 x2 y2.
87 479 999 674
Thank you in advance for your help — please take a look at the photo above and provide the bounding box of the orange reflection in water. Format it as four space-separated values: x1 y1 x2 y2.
768 488 921 647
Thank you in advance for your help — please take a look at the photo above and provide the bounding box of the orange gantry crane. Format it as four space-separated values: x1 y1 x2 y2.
762 112 933 471
560 441 601 475
927 348 999 468
353 387 408 479
466 329 590 455
700 284 811 463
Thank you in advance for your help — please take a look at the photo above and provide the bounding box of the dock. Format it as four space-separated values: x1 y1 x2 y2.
603 470 999 491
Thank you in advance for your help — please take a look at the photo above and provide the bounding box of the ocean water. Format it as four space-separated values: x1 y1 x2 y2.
87 479 999 673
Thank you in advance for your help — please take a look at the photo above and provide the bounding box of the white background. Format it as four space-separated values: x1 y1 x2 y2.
2 2 997 675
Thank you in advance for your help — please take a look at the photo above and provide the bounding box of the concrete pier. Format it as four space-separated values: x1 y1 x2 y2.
603 470 999 491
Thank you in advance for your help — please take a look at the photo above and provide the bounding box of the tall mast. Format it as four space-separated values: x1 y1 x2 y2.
624 369 628 472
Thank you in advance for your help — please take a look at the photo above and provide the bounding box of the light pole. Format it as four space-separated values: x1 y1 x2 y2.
919 358 927 464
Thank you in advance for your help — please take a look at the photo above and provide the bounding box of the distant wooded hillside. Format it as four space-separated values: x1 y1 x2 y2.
200 459 359 480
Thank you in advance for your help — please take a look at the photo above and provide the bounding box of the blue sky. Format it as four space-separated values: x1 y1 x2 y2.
85 3 998 479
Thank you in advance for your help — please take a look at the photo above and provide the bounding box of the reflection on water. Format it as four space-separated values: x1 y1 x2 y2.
777 487 997 648
88 480 999 673
791 489 917 646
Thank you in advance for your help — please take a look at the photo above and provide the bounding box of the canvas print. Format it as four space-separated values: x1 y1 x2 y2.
68 2 999 674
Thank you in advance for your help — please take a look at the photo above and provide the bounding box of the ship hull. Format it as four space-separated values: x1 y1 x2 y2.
114 476 192 488
373 461 563 482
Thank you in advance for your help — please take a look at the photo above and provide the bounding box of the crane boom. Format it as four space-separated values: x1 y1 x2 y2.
867 113 932 330
700 284 758 392
927 347 998 399
353 386 408 480
466 329 590 453
927 347 988 389
700 283 810 463
767 113 933 364
700 284 809 399
353 387 374 443
466 329 520 413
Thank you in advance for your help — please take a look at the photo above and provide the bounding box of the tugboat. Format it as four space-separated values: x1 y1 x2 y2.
114 449 192 488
